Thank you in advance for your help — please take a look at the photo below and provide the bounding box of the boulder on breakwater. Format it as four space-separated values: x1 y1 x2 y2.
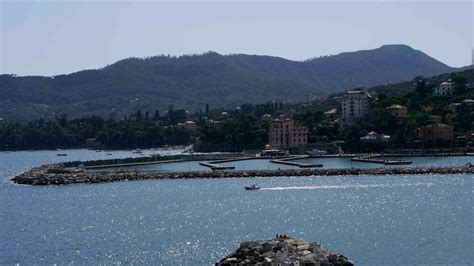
216 235 352 266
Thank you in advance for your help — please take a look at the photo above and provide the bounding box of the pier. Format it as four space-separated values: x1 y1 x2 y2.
351 154 412 165
199 161 235 171
86 158 188 169
199 157 253 170
271 155 323 168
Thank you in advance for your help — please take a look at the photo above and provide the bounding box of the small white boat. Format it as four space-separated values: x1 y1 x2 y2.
244 184 260 190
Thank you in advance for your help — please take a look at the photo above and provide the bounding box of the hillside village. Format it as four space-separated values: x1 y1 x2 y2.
195 72 473 153
0 70 473 153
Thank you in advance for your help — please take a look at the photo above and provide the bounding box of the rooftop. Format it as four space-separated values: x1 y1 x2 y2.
386 104 407 109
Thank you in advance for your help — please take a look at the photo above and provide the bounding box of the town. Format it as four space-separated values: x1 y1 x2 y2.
1 71 473 155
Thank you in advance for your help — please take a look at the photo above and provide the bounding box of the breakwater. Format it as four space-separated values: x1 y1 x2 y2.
216 235 352 265
11 162 474 186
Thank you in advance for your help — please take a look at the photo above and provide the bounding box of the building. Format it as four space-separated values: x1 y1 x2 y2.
179 121 197 132
386 104 408 118
324 108 338 119
339 90 370 128
261 114 273 121
268 115 308 150
360 131 391 142
416 123 454 142
433 81 453 96
461 99 474 105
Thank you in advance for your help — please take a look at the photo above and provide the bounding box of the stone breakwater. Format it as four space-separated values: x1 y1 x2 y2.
11 163 474 186
216 235 352 266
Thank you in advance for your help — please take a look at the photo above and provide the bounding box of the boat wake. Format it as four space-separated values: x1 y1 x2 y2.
259 182 432 191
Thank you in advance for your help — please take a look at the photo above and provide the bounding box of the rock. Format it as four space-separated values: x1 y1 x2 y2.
328 254 338 261
298 244 311 251
262 251 276 258
216 235 350 265
261 241 275 252
240 241 259 249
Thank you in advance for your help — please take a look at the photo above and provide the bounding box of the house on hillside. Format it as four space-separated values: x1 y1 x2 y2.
177 121 197 133
416 123 454 142
461 99 474 105
360 131 391 142
386 104 407 118
433 81 453 96
261 114 273 121
324 108 338 119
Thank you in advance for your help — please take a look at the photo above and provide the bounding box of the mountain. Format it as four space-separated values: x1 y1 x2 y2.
0 44 458 121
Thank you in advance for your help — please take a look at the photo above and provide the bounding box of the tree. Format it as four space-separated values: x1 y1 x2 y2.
153 110 160 121
452 76 468 95
136 110 143 122
414 76 430 97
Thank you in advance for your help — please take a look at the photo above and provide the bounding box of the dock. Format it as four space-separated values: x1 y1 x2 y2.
86 158 188 169
351 154 412 165
199 161 235 171
198 157 254 170
271 155 323 168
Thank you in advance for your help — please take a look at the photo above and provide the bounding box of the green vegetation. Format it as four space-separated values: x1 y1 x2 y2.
339 73 473 151
1 70 473 152
1 45 456 121
0 111 191 150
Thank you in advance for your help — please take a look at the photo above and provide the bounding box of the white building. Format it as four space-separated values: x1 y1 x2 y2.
360 131 390 142
339 90 370 128
434 81 453 96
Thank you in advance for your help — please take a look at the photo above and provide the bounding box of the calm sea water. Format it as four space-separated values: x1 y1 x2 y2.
0 149 472 265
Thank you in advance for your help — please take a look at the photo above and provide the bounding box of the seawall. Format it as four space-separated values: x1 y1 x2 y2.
11 163 474 186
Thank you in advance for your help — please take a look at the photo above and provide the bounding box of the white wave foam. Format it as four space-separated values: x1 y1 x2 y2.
260 182 432 190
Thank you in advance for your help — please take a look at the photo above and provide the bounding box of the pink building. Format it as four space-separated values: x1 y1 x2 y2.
268 116 308 150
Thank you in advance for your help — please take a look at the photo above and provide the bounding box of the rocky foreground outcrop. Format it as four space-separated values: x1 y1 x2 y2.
216 235 352 266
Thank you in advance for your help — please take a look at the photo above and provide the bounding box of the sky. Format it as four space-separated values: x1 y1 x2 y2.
1 1 473 76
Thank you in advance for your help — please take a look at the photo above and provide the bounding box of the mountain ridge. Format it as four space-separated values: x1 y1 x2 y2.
0 44 463 121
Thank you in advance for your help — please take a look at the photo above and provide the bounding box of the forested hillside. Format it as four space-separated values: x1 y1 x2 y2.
1 44 460 121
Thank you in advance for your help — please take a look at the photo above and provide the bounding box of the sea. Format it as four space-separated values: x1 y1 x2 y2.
0 149 472 265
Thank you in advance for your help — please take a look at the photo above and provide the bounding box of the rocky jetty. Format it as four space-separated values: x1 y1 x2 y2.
11 163 474 186
216 235 352 266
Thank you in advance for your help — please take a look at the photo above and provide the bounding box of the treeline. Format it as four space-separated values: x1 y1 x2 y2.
1 73 473 152
197 115 269 151
0 110 191 150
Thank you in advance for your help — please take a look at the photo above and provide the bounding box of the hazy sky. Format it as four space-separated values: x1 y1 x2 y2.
1 1 473 76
